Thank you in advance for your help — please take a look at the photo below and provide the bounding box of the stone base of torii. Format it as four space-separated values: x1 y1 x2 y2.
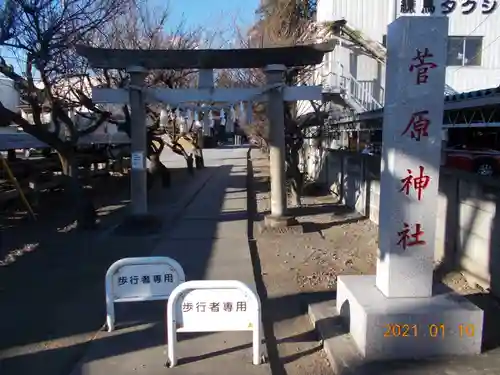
316 15 484 362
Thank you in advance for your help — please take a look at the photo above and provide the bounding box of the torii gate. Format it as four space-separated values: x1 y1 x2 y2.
76 44 333 224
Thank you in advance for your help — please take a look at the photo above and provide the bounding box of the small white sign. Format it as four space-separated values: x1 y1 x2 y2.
166 280 263 367
105 257 185 332
131 151 144 170
176 288 255 332
113 263 182 301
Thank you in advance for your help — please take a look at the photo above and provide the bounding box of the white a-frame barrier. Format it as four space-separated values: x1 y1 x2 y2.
105 256 186 332
166 280 263 367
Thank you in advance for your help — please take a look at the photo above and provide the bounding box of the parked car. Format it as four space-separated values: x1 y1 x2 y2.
444 144 500 177
23 147 53 158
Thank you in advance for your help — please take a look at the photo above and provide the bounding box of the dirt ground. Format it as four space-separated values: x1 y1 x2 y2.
0 167 189 267
250 151 482 375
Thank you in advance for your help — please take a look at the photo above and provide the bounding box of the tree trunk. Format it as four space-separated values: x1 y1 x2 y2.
288 147 303 207
147 135 172 190
186 154 194 175
170 142 194 175
7 149 16 162
147 152 171 190
193 147 204 169
58 151 97 230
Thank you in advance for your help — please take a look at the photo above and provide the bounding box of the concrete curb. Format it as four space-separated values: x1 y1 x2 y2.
308 300 363 375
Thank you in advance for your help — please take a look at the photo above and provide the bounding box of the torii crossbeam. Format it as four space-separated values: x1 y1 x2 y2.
75 43 334 69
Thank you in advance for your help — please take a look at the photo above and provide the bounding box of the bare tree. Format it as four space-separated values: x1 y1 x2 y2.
69 2 205 188
224 0 319 206
257 1 320 206
0 0 126 228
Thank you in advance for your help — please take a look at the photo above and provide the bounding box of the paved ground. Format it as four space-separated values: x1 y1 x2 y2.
65 146 270 375
0 147 270 375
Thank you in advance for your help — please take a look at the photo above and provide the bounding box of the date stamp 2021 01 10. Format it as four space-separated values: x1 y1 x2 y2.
383 323 476 338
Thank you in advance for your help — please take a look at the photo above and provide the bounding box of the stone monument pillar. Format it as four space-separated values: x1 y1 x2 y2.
334 16 484 361
375 16 448 298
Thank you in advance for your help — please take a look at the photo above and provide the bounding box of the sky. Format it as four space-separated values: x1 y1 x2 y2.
165 0 260 43
0 0 261 74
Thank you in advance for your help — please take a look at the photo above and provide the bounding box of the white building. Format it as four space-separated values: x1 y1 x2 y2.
0 75 20 112
315 0 500 113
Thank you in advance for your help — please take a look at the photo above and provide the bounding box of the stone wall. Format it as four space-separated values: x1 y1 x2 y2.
316 149 500 296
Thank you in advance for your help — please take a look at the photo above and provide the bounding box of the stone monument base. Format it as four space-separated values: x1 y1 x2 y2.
336 275 483 360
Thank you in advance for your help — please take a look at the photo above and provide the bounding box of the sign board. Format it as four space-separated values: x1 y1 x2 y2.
131 151 144 170
166 280 263 367
105 257 185 332
176 288 255 332
400 0 498 16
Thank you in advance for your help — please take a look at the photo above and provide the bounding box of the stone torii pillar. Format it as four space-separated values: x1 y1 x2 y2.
264 64 289 225
128 66 148 216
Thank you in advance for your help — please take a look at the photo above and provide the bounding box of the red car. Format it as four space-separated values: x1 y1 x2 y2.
444 127 500 177
444 144 500 176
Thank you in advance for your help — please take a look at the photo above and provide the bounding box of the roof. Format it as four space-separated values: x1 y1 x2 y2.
339 85 500 122
0 132 47 150
445 86 500 103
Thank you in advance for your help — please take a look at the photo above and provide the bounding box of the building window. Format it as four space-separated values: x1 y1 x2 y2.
447 36 482 66
381 35 482 67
